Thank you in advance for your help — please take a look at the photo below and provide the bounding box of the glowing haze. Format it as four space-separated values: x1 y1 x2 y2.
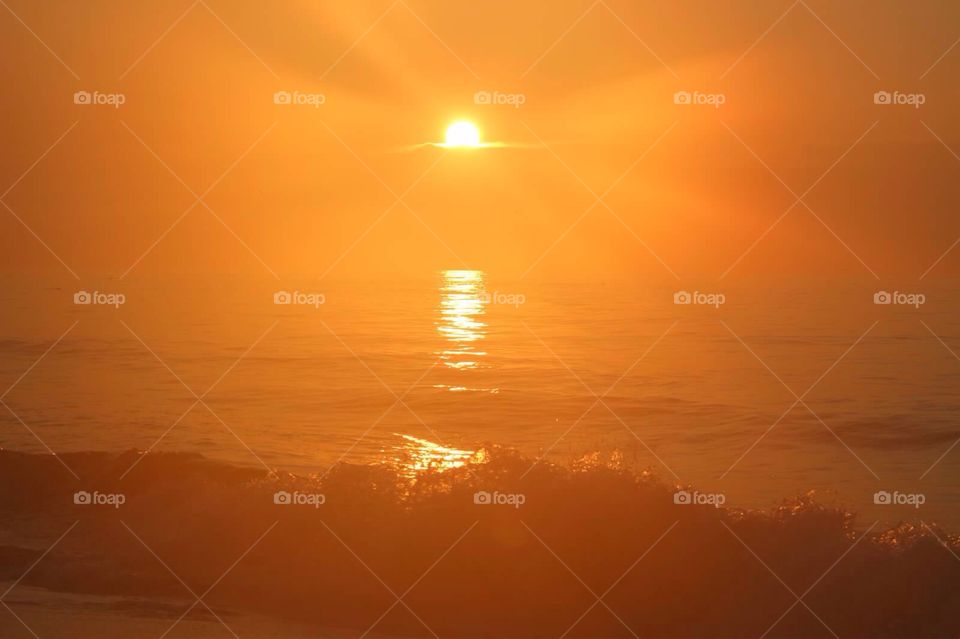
2 1 960 282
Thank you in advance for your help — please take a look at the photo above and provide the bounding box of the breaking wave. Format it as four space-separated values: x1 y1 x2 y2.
1 447 958 638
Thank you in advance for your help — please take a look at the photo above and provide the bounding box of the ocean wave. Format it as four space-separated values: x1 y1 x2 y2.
1 447 958 637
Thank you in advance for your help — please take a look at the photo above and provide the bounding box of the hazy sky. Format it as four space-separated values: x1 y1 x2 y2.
2 0 960 282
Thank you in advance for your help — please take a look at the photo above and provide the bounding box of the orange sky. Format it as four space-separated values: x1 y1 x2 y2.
2 0 960 283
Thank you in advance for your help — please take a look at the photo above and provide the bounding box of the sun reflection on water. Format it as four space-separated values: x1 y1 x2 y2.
436 269 487 371
392 434 481 477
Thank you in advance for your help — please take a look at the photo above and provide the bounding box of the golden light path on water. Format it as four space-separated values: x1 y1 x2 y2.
436 269 487 371
392 434 482 476
391 270 499 477
433 269 500 394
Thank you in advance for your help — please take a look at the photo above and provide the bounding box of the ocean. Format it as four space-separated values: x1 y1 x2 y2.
1 271 958 528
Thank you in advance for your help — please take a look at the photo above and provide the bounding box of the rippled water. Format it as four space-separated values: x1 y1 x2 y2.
1 272 959 526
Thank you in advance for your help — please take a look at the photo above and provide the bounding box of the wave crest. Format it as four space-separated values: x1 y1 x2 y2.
1 447 958 637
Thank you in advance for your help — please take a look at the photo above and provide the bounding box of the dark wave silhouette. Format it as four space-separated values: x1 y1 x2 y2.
1 448 958 638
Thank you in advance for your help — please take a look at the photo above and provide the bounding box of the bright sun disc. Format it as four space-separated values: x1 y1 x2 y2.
445 121 481 147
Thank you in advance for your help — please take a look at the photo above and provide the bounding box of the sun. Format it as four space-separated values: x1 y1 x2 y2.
444 121 481 148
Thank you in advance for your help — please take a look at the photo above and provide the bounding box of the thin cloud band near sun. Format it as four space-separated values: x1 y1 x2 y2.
402 120 537 151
